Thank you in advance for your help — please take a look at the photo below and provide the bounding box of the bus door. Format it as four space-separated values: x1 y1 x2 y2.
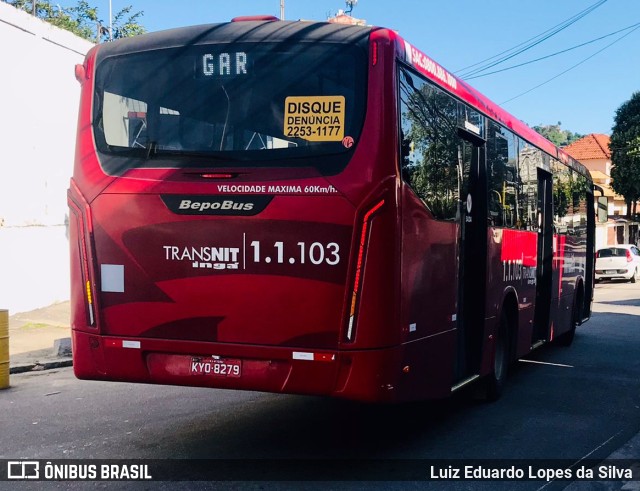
456 132 488 381
583 187 598 320
532 169 553 345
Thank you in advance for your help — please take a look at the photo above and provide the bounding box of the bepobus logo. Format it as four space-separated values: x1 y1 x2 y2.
161 195 273 216
7 461 39 479
179 199 254 212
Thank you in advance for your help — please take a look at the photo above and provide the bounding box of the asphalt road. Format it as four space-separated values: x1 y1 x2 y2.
1 281 639 490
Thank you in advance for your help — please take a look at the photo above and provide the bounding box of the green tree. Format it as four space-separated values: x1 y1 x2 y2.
108 4 145 39
532 122 583 147
6 0 145 42
610 92 640 218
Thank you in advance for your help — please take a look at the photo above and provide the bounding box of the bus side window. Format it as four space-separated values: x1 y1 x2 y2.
552 158 571 234
487 122 518 228
398 66 459 221
519 140 544 231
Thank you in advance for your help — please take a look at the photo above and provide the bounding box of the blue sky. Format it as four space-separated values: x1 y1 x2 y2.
92 0 639 136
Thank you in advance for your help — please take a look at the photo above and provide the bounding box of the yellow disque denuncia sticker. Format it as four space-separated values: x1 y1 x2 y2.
284 96 345 142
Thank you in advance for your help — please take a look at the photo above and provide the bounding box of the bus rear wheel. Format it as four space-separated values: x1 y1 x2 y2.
485 312 509 401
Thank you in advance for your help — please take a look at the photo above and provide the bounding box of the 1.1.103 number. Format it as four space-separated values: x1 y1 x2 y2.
250 241 339 266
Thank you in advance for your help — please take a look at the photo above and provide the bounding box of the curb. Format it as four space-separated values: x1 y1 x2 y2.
10 358 73 374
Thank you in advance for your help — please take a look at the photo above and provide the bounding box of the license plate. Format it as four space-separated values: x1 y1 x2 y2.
605 270 616 274
190 357 241 377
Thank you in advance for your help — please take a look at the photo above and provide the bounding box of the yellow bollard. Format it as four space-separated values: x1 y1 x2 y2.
0 310 9 389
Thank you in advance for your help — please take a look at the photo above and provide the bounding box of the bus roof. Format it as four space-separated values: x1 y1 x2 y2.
94 19 371 59
91 18 589 180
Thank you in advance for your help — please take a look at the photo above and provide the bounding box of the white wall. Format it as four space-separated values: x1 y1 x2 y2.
0 3 93 312
0 2 93 226
0 225 70 313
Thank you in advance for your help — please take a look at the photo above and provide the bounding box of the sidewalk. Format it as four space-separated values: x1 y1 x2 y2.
7 300 73 373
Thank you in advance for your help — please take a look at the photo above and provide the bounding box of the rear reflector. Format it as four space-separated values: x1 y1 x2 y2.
292 352 335 362
106 339 141 349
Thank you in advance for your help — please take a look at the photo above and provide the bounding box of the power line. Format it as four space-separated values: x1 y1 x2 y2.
457 0 607 77
464 22 640 81
500 24 640 105
459 0 607 78
456 0 608 79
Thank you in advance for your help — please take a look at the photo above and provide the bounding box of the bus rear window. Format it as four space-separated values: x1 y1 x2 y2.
93 42 367 174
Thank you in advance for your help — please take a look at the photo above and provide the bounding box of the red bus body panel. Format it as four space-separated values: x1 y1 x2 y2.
70 21 591 403
70 25 410 403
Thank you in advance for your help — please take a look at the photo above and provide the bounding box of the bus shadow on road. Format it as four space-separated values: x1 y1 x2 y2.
596 298 640 308
145 386 494 459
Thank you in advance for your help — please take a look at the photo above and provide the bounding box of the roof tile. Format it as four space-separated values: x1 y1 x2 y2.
564 133 610 161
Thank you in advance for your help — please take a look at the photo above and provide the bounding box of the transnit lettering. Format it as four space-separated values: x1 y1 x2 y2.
163 246 240 263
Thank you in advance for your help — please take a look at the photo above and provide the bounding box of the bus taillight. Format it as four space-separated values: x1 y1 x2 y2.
346 199 385 341
69 181 96 327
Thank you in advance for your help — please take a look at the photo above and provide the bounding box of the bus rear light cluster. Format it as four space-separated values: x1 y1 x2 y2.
69 181 96 327
79 218 96 326
346 199 385 341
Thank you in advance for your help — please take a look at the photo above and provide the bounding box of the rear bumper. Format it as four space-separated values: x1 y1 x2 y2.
71 330 421 403
595 267 634 281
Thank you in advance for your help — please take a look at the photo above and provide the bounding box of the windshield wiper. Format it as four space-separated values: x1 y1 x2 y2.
149 148 240 162
145 141 157 160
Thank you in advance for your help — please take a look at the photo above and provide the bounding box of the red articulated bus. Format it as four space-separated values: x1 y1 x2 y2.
69 16 595 402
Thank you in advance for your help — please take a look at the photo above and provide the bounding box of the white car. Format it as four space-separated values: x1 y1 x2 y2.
595 245 640 283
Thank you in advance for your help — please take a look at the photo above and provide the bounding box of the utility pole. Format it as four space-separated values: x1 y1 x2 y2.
280 0 284 20
109 0 112 40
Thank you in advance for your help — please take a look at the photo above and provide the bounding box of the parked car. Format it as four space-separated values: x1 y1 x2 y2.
595 245 640 283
